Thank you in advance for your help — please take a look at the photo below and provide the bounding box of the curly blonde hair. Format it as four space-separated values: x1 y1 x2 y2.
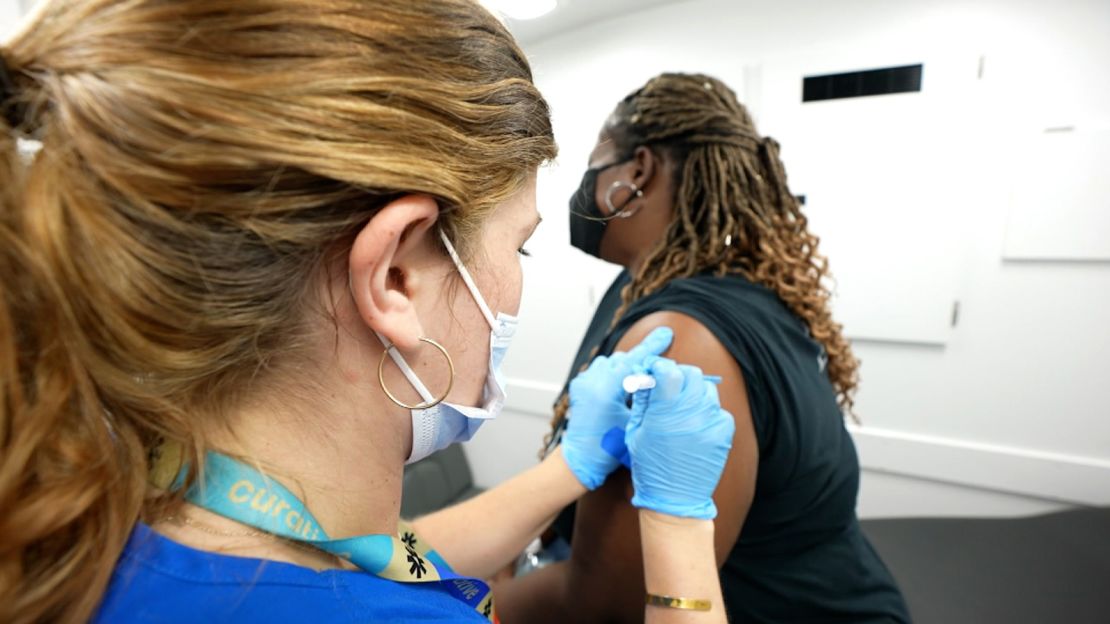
548 72 858 444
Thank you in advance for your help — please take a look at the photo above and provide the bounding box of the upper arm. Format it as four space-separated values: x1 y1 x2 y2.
616 311 758 564
565 311 759 622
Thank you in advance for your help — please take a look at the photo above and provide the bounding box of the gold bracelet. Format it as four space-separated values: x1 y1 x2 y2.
645 593 712 611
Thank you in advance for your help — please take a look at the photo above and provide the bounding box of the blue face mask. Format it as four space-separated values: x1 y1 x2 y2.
377 229 518 464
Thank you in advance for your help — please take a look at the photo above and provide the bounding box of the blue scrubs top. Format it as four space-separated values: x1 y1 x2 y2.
94 523 489 622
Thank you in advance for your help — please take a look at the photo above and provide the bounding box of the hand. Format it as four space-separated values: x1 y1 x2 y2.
562 327 674 490
626 358 735 519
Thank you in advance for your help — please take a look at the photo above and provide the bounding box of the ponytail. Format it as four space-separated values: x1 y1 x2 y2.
0 50 149 624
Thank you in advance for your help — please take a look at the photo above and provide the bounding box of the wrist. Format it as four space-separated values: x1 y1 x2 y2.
559 433 620 491
638 508 720 613
631 490 719 521
639 508 715 534
547 445 591 496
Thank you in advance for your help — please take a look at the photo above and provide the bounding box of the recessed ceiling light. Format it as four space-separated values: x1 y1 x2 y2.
482 0 558 21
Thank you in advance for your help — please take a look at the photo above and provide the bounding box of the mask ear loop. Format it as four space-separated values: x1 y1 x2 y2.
605 180 644 218
438 229 499 331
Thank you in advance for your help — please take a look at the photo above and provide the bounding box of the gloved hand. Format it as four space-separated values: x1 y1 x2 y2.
562 327 674 490
626 358 735 519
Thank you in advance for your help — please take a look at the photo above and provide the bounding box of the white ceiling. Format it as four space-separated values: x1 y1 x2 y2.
502 0 693 45
6 0 690 47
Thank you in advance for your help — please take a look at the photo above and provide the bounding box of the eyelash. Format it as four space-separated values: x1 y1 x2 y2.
517 247 532 257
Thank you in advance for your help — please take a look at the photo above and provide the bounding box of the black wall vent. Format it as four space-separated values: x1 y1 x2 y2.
803 64 922 102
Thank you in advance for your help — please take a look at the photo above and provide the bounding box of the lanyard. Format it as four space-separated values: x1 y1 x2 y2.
185 451 496 621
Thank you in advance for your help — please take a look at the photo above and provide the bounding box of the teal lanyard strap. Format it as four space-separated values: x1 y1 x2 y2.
184 452 494 616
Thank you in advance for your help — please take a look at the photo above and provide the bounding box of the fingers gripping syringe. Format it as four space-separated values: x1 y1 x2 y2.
622 373 723 393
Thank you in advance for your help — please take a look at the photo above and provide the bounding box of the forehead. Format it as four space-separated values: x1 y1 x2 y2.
589 127 619 166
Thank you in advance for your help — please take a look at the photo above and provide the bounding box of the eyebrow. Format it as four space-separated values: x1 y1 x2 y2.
529 214 543 235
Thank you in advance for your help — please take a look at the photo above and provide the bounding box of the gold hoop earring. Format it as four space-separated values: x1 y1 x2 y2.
378 337 455 410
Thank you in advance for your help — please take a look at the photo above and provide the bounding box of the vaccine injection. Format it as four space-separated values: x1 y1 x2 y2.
622 373 723 394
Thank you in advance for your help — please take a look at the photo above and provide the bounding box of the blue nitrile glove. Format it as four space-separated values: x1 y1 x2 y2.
626 358 735 519
562 327 674 490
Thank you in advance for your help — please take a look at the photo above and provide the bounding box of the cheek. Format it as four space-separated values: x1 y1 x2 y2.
504 257 524 316
465 249 524 325
438 280 491 405
600 219 631 260
594 184 610 216
481 251 523 318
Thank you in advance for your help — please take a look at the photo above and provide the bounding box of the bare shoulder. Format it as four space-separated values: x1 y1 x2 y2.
612 311 733 375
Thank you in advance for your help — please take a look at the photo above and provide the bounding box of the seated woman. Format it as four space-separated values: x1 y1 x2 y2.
0 4 734 623
495 73 911 623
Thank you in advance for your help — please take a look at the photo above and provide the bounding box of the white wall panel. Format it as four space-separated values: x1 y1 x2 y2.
1003 126 1110 261
758 51 984 345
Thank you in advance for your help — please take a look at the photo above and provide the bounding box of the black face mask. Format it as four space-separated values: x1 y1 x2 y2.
568 160 634 258
569 168 607 258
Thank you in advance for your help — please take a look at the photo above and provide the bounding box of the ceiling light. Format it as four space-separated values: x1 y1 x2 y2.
482 0 558 21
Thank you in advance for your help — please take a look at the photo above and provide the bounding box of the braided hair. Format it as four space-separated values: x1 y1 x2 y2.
546 73 859 451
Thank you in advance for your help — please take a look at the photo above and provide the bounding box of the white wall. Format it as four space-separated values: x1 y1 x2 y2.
0 0 23 41
466 0 1110 518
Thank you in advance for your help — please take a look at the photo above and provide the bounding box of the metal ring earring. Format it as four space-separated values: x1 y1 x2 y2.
378 337 455 410
605 180 644 218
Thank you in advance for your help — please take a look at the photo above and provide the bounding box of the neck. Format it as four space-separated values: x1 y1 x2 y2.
205 381 406 541
627 250 652 277
153 335 410 570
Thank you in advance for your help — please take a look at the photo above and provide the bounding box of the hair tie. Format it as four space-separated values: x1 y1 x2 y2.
0 53 23 129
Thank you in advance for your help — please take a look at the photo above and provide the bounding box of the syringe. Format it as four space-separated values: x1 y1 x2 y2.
622 373 723 393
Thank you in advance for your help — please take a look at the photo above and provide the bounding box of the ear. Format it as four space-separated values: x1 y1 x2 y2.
630 145 660 195
349 195 440 351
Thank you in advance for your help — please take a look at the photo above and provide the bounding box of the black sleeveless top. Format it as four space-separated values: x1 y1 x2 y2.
550 270 910 623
